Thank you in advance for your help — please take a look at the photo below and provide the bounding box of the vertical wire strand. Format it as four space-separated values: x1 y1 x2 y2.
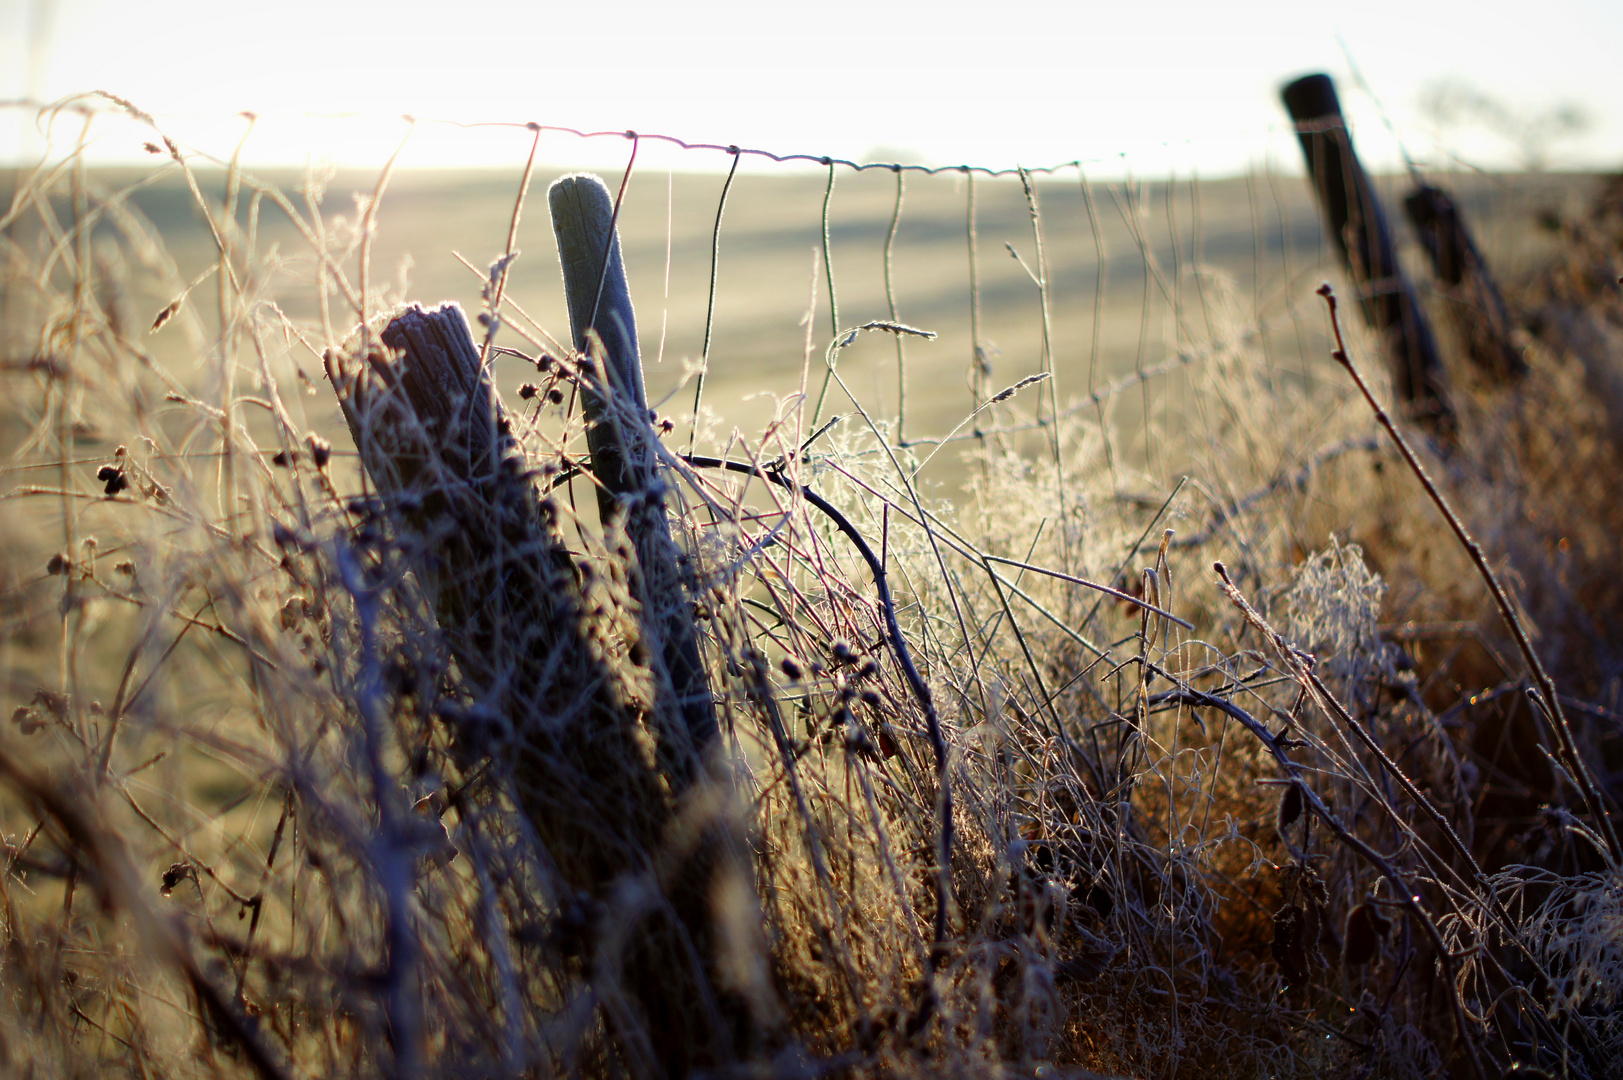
478 117 533 367
884 166 908 446
689 146 740 455
587 131 641 331
965 169 984 434
1078 163 1117 482
809 159 841 427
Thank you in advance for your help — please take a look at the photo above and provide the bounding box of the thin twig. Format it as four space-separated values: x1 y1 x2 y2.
1318 283 1619 864
689 146 741 456
680 454 954 974
1210 561 1490 1080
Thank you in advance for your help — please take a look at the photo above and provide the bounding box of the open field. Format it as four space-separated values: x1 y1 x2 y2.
3 124 1621 1080
3 163 1587 466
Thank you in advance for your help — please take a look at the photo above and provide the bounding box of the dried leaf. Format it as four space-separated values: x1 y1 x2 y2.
1272 903 1311 987
1278 782 1304 831
1299 871 1331 911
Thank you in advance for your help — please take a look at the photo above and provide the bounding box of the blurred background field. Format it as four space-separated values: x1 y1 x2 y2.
2 156 1591 470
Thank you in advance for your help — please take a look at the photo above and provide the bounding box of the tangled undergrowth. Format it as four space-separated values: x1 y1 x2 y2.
2 100 1622 1080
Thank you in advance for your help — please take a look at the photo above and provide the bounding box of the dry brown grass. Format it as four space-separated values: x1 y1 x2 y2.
2 97 1621 1080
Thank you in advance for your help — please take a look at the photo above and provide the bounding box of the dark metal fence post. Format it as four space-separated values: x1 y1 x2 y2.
549 173 720 785
1282 73 1454 431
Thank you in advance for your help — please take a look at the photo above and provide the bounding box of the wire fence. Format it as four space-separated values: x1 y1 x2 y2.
2 92 1577 573
0 92 1613 1080
7 94 1381 474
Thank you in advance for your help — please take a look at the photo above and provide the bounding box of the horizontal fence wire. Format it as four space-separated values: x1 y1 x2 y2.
0 91 1546 475
6 93 1146 177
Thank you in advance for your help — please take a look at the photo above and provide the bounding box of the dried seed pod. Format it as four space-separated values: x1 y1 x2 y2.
1344 902 1391 967
150 298 182 331
11 706 43 735
843 724 880 762
159 862 198 896
1278 782 1304 832
96 464 128 496
307 434 332 469
780 656 803 681
279 598 304 631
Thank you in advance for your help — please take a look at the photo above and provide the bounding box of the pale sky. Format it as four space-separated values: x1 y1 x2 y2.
3 0 1619 176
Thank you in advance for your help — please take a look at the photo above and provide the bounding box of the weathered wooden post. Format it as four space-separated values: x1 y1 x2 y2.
549 173 720 788
326 301 760 1080
1403 182 1528 382
1282 73 1454 431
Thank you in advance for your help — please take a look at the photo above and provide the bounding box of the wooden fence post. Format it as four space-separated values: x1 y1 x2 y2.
1282 73 1455 432
1403 183 1528 382
549 173 720 787
326 302 757 1079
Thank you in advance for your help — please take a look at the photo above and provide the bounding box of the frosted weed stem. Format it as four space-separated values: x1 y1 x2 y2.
1318 282 1620 864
